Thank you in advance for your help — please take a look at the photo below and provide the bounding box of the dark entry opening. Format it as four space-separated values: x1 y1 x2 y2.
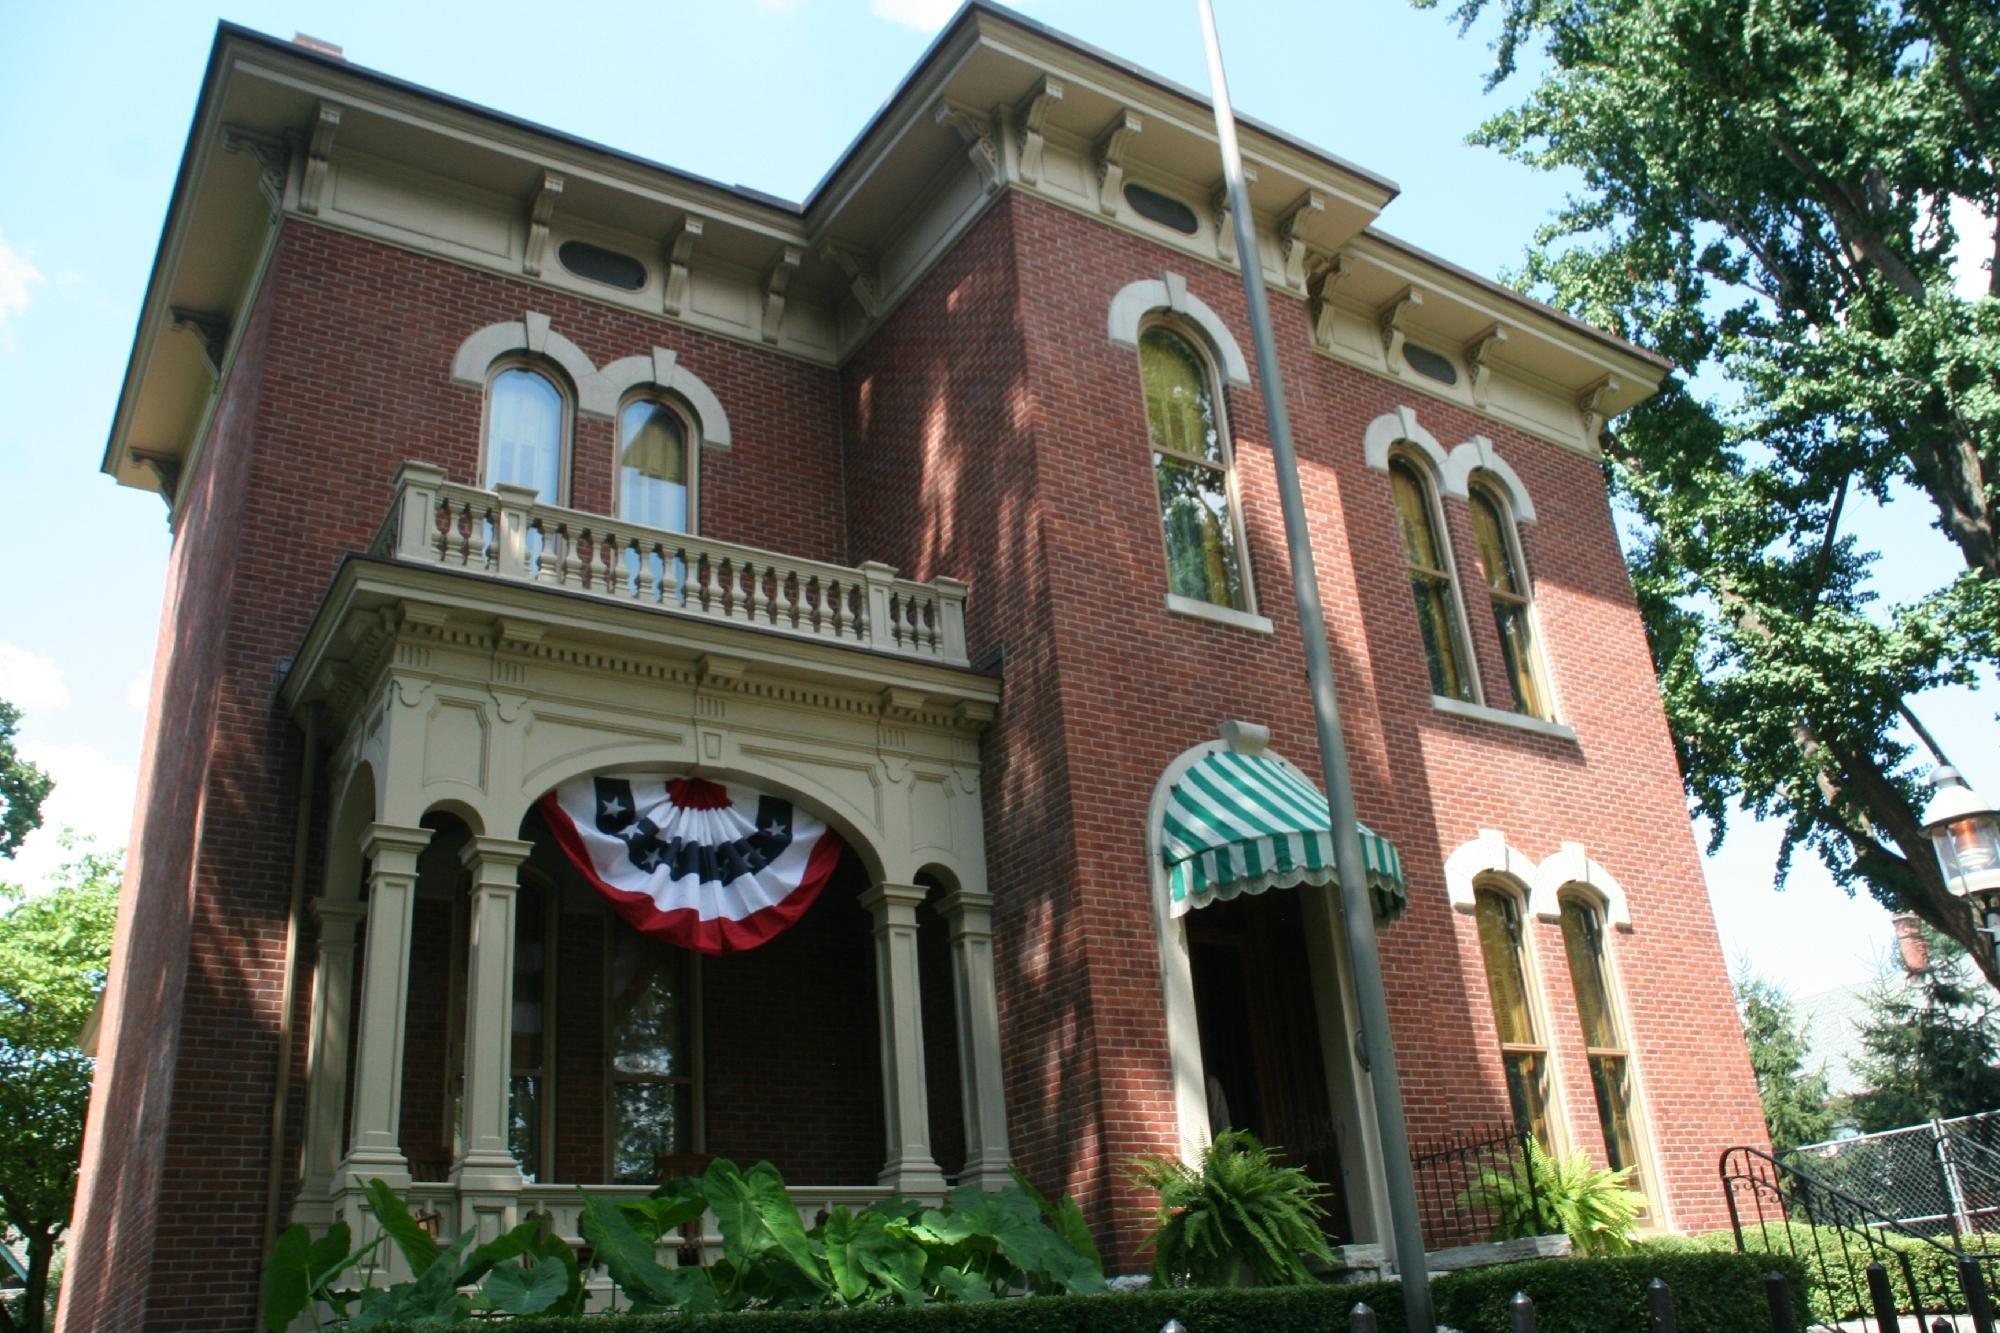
1187 887 1355 1242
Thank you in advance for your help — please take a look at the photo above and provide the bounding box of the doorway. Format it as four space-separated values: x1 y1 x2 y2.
1186 888 1356 1242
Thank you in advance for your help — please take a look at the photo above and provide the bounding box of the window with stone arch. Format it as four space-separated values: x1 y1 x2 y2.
1137 321 1252 614
1468 482 1553 720
1473 881 1553 1148
483 360 570 503
616 392 696 533
1388 454 1474 701
1558 890 1652 1212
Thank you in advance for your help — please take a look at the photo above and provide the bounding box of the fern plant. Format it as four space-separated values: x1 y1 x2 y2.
1130 1129 1336 1287
1458 1138 1648 1256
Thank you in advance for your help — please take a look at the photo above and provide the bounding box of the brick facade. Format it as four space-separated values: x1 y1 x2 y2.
67 175 1764 1331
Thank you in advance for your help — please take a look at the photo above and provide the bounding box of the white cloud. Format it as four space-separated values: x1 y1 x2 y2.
0 641 70 715
869 0 961 30
1 742 137 890
1949 195 1993 300
0 231 43 336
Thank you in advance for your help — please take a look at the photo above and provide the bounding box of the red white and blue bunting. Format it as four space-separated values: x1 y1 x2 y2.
538 774 845 955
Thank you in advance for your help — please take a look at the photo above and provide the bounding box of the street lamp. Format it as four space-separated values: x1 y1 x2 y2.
1922 765 2000 954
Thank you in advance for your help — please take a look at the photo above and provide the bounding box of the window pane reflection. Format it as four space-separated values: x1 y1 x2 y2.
618 399 689 532
487 368 564 501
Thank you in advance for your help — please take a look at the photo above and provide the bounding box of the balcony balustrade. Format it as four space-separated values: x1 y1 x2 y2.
372 462 969 667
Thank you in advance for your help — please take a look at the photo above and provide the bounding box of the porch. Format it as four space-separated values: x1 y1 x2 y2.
279 466 1005 1262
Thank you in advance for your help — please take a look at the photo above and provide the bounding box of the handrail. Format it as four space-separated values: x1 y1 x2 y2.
371 461 971 667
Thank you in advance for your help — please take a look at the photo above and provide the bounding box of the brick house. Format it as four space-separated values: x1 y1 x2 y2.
62 6 1768 1328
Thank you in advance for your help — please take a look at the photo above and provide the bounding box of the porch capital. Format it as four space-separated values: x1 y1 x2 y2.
459 835 534 887
937 888 994 941
360 822 432 870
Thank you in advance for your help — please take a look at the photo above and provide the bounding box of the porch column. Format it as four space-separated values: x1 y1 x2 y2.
297 898 367 1218
451 835 534 1242
939 888 1013 1190
860 883 947 1195
338 823 432 1190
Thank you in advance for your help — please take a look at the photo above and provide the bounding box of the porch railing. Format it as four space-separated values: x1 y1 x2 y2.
371 462 971 667
1408 1120 1541 1252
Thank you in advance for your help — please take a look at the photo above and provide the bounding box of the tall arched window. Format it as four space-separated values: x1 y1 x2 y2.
1559 895 1648 1204
485 365 566 502
1140 324 1249 612
617 396 692 532
1389 458 1472 701
1474 885 1551 1146
1469 486 1552 719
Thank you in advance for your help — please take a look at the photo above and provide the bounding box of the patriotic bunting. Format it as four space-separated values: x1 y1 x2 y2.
538 773 845 955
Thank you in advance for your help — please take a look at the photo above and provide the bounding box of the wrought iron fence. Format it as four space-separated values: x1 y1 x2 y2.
1722 1144 1999 1332
1787 1111 2000 1239
1407 1121 1541 1251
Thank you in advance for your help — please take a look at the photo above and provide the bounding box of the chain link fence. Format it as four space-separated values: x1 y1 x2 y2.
1786 1110 2000 1239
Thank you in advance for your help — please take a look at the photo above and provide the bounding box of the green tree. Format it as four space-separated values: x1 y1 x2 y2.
1734 970 1836 1153
0 837 120 1333
0 701 53 861
1420 0 2000 982
1842 927 2000 1131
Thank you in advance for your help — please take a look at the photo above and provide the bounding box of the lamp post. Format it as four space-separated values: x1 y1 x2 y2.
1922 765 2000 961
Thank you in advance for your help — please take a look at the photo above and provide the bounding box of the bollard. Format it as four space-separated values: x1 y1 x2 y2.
1350 1302 1379 1332
1932 1319 1953 1333
1509 1290 1537 1333
1765 1271 1794 1333
1961 1255 1998 1333
1647 1276 1677 1332
1159 1322 1188 1333
1865 1261 1898 1333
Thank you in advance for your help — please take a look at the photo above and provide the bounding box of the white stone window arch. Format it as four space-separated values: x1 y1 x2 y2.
451 312 609 415
597 347 734 451
1445 434 1537 523
1530 842 1633 929
1107 272 1252 387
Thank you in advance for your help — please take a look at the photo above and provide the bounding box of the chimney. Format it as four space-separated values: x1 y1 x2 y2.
292 33 345 60
1893 912 1930 976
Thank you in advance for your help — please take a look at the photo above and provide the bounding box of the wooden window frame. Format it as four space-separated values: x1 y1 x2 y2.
1137 318 1259 617
1558 891 1658 1219
1468 482 1557 721
613 390 701 536
479 358 574 506
1472 882 1559 1149
601 928 705 1184
1388 451 1481 704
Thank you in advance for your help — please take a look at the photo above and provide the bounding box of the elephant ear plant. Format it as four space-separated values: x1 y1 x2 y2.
260 1178 584 1329
1131 1129 1337 1287
578 1157 1106 1311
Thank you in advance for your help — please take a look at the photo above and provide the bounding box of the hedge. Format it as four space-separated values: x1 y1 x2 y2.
1660 1224 2000 1325
378 1250 1807 1332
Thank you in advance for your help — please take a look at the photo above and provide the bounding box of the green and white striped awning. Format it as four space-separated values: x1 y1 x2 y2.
1161 749 1406 922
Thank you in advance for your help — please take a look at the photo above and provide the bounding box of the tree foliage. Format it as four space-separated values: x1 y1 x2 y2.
1420 0 2000 981
0 837 120 1333
1734 970 1836 1153
0 700 53 861
1842 927 2000 1130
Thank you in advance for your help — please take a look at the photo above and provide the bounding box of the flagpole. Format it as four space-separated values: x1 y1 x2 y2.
1191 3 1435 1328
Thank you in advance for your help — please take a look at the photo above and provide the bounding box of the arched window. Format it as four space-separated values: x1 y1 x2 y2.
1469 486 1552 719
1558 894 1648 1204
485 365 567 502
617 396 693 532
1474 885 1551 1146
1389 457 1472 701
1140 324 1250 613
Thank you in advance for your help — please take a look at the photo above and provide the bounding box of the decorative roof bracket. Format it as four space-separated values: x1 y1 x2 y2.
663 214 704 318
821 242 882 318
1012 76 1063 187
221 125 289 213
299 101 342 215
1378 286 1423 377
1464 323 1510 407
761 245 802 344
522 172 564 277
1578 373 1621 440
1306 251 1350 351
168 306 229 375
934 101 1003 194
1209 163 1256 264
1092 110 1142 216
1277 191 1325 290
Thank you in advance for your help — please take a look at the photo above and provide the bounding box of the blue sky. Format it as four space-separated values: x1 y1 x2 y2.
0 0 1992 1006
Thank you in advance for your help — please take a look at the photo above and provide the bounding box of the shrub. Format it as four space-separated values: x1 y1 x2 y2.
379 1249 1807 1332
1129 1129 1336 1287
1677 1223 2000 1324
1458 1137 1647 1256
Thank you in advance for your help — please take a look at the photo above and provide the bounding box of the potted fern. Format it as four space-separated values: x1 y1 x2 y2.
1131 1129 1336 1287
1459 1138 1648 1257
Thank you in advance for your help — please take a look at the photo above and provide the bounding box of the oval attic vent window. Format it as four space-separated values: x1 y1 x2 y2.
1403 342 1459 386
1123 182 1199 235
558 240 648 291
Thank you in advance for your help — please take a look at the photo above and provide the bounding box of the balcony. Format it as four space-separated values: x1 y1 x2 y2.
371 462 969 668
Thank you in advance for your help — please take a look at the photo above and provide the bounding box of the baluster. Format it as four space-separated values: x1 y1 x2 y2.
803 577 824 636
729 560 753 621
443 500 469 566
534 520 557 583
660 544 683 608
751 562 771 623
601 530 624 597
477 507 497 571
633 537 657 603
914 596 936 655
703 552 726 616
772 570 794 630
833 580 854 641
429 497 450 563
889 593 907 650
560 527 584 589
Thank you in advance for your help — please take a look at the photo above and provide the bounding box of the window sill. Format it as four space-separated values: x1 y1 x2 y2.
1165 594 1274 635
1430 694 1577 742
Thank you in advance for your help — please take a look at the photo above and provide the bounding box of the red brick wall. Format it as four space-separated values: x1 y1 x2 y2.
842 190 1764 1263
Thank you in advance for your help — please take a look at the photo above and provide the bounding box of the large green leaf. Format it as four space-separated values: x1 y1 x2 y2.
456 1217 546 1289
346 1230 474 1327
479 1252 571 1315
1009 1168 1103 1272
261 1224 312 1333
926 1262 999 1303
700 1158 828 1296
926 1185 1105 1295
819 1207 872 1304
364 1177 442 1278
577 1189 717 1313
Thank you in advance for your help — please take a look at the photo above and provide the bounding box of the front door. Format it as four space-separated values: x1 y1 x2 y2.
1186 888 1355 1242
